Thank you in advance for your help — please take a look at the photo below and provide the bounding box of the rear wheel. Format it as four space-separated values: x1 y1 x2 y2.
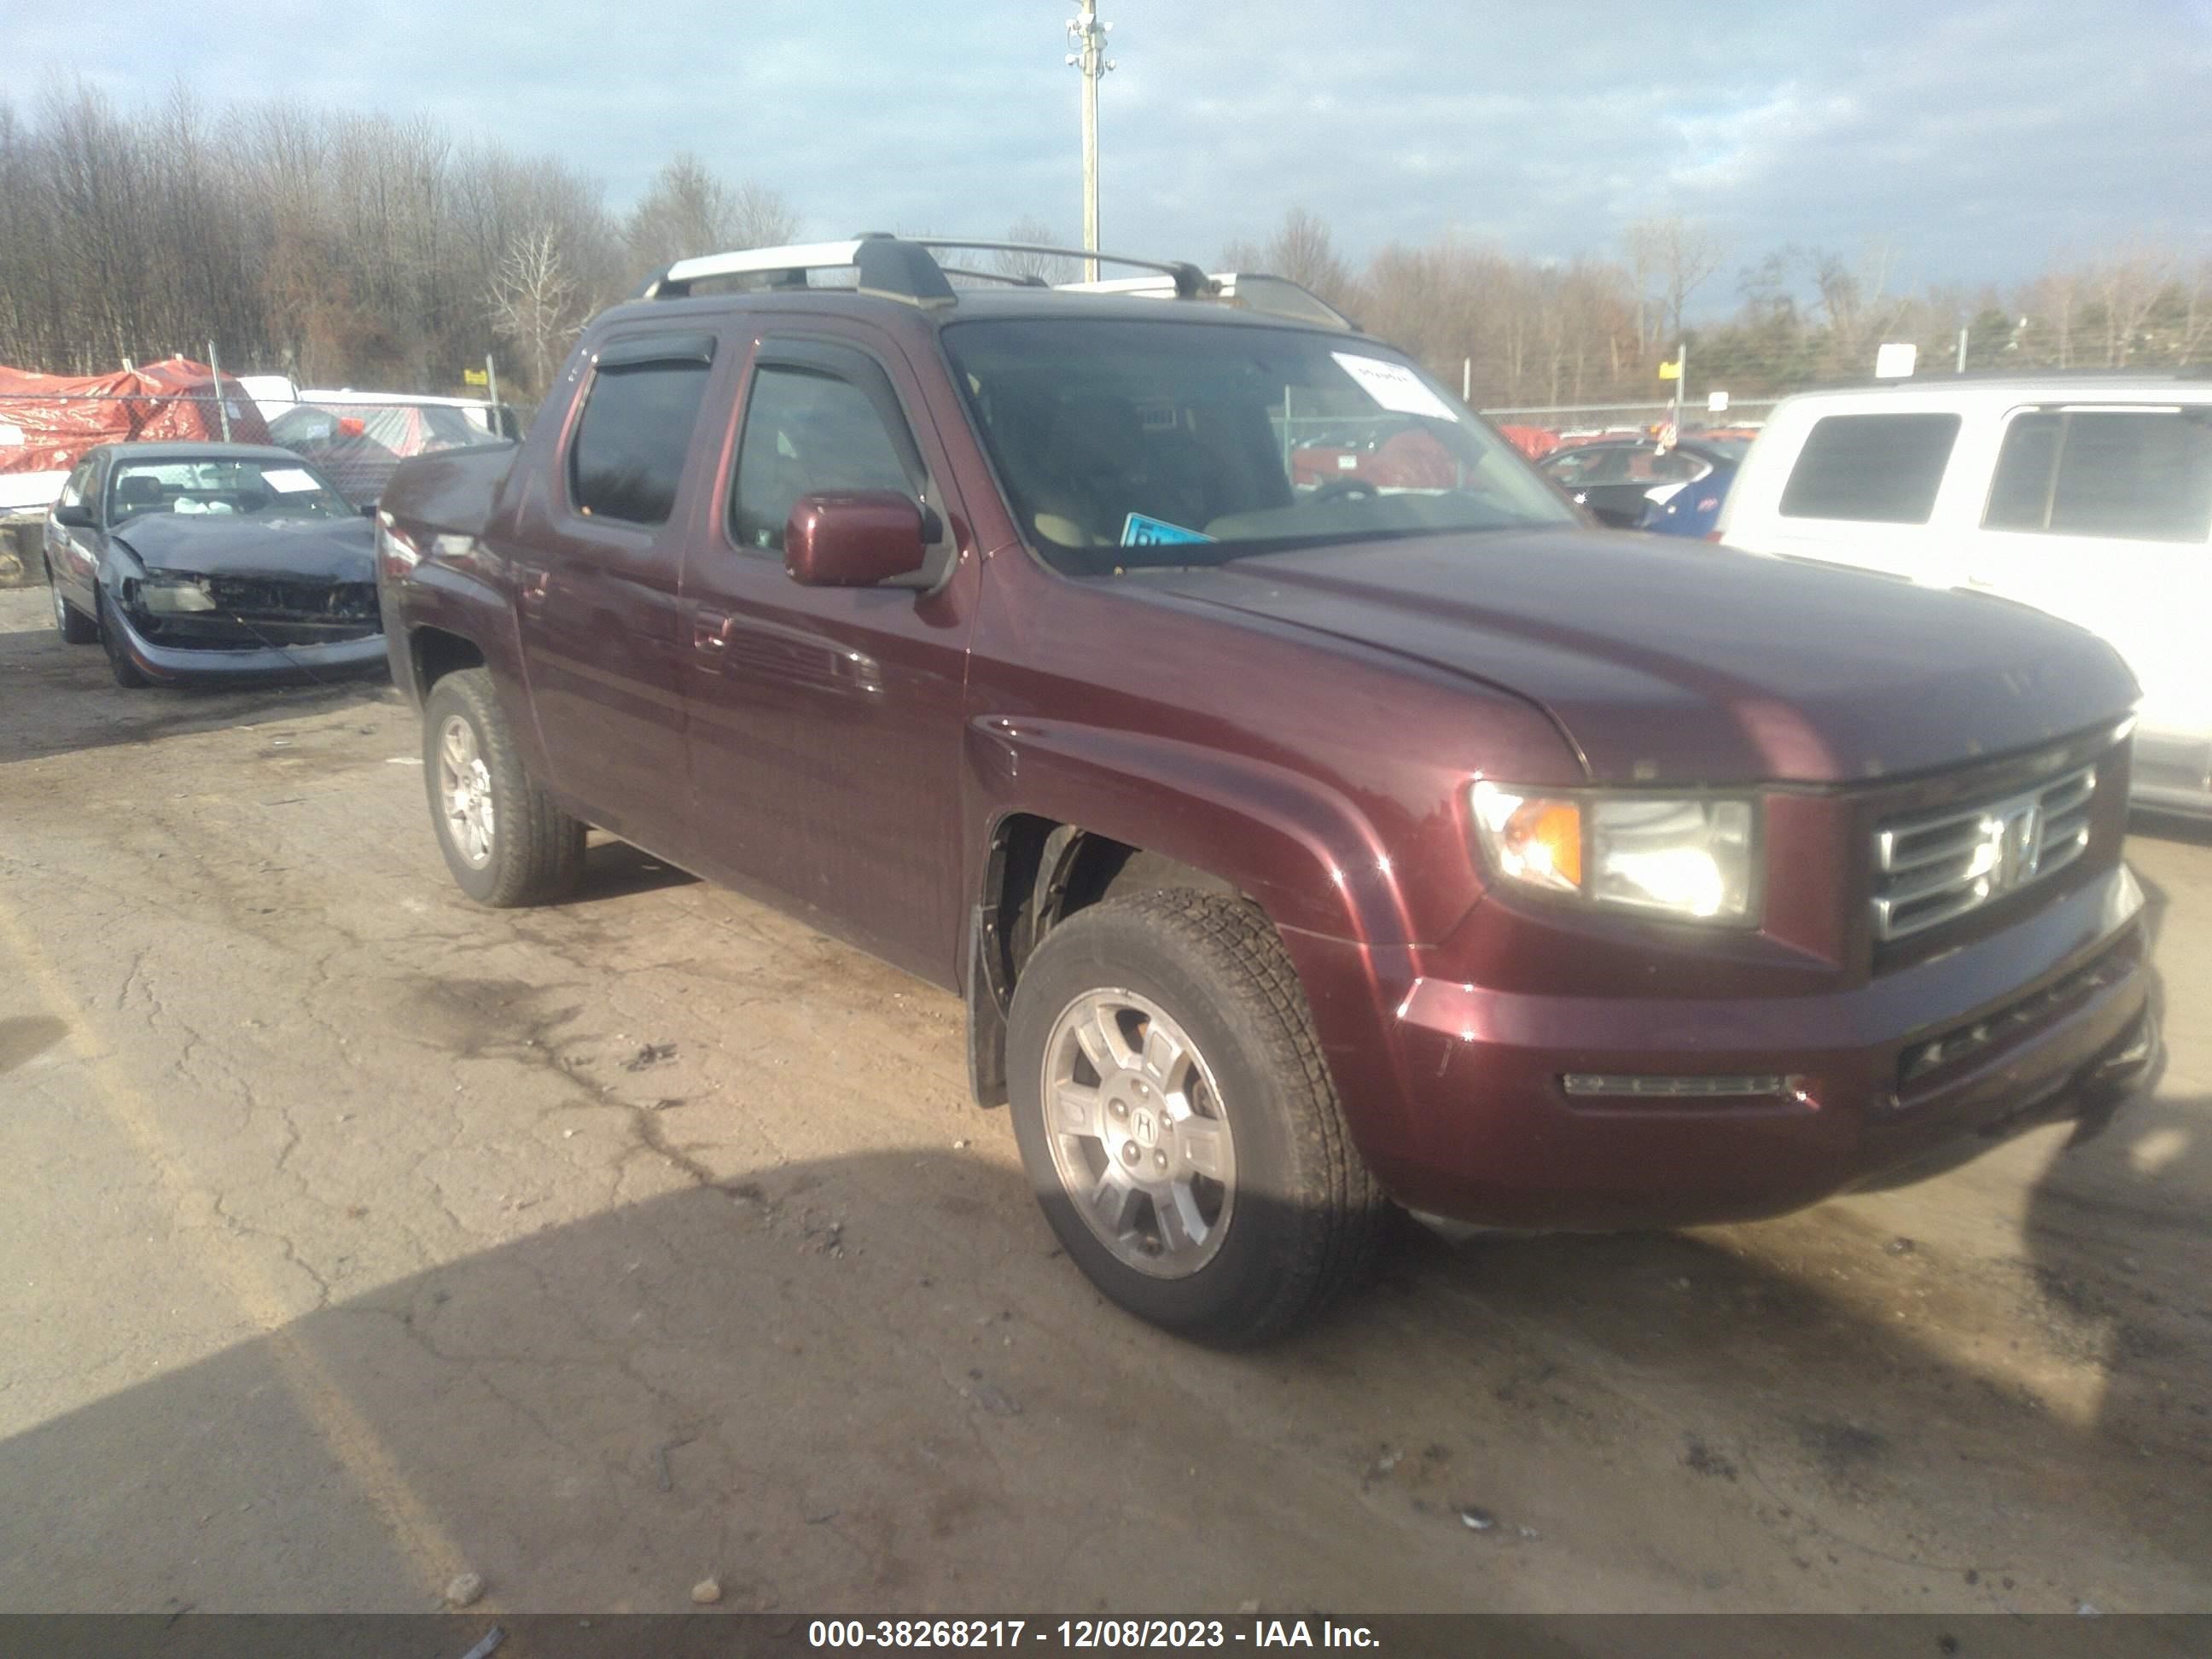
96 589 148 688
422 667 584 907
49 566 98 644
1007 889 1387 1345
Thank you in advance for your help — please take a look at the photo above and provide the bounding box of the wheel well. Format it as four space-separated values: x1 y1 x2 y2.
967 815 1241 1107
412 627 485 696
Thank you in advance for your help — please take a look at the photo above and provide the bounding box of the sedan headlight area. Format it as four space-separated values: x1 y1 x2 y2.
1470 783 1758 924
131 573 218 613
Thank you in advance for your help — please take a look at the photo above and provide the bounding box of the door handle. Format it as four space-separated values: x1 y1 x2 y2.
517 566 550 611
693 609 736 656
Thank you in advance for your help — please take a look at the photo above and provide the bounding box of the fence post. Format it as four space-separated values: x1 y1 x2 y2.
485 353 501 416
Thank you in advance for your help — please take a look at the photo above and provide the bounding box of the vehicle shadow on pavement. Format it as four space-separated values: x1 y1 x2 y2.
3 1140 2206 1614
567 837 702 905
0 620 392 765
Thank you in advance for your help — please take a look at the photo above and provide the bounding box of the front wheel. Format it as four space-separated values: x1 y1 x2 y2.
1007 890 1387 1345
422 667 585 906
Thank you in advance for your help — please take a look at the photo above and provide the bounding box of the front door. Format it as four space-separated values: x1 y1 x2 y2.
678 329 980 984
511 329 722 862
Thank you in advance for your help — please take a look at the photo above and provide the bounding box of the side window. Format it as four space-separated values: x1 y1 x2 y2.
58 458 96 509
568 356 713 527
2049 410 2212 542
1983 411 2063 531
1778 412 1962 524
730 365 915 552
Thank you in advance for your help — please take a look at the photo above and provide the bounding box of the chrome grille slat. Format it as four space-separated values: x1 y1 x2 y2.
1871 763 2098 943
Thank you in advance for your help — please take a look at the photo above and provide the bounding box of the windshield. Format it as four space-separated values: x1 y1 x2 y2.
942 318 1575 573
107 456 354 522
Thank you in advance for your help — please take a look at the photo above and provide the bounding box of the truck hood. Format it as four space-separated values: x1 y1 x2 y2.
1133 529 2139 785
113 514 375 584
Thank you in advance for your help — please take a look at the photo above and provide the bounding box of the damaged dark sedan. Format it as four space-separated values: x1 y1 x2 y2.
42 442 387 688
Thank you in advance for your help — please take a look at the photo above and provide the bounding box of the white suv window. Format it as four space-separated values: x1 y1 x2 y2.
1984 408 2212 543
1778 412 1961 524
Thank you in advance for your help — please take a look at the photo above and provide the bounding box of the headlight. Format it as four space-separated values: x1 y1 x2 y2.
1470 783 1757 924
133 573 217 613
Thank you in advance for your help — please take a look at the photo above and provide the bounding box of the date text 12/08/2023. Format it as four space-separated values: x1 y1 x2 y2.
805 1618 1384 1650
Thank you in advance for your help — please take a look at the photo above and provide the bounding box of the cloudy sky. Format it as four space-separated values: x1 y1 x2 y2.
18 0 2212 301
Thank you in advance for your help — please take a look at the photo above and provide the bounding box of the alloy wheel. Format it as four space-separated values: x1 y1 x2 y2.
1039 987 1237 1278
437 714 497 869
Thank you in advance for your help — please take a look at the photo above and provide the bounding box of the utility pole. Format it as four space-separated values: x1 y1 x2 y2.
1065 2 1115 282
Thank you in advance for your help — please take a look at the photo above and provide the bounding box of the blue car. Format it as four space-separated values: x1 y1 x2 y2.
1636 440 1746 538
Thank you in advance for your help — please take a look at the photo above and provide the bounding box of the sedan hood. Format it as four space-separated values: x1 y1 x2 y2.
1133 530 2139 786
114 514 375 584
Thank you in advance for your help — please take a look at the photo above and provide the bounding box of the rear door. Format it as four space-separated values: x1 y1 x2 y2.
1970 402 2212 748
678 327 980 983
510 329 722 861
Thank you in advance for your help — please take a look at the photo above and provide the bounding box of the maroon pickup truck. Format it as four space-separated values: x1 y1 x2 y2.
375 236 2157 1342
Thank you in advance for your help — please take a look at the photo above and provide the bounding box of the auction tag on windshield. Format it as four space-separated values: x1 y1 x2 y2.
1330 352 1455 420
261 468 320 493
1121 513 1215 547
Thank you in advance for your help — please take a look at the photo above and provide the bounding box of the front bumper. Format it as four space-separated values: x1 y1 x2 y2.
1289 863 2157 1231
107 601 389 685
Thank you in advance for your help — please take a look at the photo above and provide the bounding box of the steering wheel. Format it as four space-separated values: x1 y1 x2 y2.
1309 477 1381 506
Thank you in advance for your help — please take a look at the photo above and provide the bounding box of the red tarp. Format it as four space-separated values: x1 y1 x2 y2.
0 357 272 475
1496 424 1561 461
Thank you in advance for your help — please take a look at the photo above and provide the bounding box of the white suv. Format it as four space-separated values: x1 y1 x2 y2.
1717 376 2212 816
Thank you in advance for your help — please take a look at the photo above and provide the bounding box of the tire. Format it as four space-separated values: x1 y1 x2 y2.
422 667 585 907
96 588 148 688
49 566 98 644
1007 889 1387 1345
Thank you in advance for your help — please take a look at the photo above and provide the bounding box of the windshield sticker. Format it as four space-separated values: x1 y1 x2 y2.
1330 352 1455 421
1121 513 1216 548
261 468 321 493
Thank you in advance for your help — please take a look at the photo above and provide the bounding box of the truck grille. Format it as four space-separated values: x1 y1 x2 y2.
1871 764 2097 942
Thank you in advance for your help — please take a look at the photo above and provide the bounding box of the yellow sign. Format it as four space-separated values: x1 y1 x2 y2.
1656 359 1682 381
463 368 489 387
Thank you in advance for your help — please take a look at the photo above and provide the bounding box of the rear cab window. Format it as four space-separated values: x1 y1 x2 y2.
1778 412 1962 524
567 332 718 527
1984 406 2212 542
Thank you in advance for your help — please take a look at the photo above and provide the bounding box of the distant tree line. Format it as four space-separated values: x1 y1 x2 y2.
3 86 2207 414
1230 209 2212 411
0 87 796 401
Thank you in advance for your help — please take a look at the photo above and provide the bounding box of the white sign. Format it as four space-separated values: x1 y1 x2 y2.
1874 342 1918 379
1706 390 1730 413
1330 352 1455 420
0 424 23 446
261 468 321 493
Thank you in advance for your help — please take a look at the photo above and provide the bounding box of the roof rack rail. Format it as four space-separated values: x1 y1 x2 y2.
1055 271 1357 330
637 233 1220 309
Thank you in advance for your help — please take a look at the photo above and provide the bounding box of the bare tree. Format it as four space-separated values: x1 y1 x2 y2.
1622 216 1728 351
993 216 1079 284
486 227 583 393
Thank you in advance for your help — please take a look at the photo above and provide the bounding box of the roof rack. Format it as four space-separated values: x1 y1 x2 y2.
634 234 1349 327
1054 271 1356 330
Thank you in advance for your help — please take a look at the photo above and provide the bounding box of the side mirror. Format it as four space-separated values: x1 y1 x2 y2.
784 491 928 588
52 502 94 529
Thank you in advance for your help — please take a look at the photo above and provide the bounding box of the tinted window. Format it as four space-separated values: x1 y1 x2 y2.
731 367 913 552
1983 411 2062 530
1778 412 1961 523
569 360 713 526
2050 410 2212 541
